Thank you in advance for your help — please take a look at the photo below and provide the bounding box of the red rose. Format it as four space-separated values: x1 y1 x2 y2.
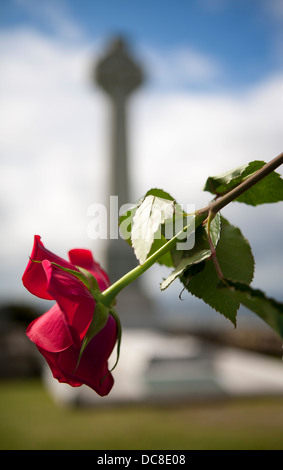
22 235 117 396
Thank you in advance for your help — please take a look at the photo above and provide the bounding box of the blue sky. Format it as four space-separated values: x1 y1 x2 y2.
69 0 281 87
0 0 283 331
1 0 283 90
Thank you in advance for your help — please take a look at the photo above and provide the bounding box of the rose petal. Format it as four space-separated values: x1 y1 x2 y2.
22 235 78 300
68 249 110 291
36 346 83 387
59 314 117 396
42 260 95 347
26 303 73 353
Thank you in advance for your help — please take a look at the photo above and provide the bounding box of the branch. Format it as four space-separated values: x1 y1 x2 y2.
102 152 283 306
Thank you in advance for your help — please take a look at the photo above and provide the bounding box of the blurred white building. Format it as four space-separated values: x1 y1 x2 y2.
43 328 283 407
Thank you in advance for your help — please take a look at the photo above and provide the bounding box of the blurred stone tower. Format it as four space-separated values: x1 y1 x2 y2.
93 37 153 327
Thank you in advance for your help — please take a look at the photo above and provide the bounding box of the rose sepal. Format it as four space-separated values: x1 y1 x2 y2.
75 303 122 377
29 258 98 290
75 301 110 371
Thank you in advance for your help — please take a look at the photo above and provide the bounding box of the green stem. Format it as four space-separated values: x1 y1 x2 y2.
102 214 205 306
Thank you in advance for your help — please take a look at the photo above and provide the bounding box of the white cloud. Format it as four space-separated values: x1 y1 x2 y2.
130 72 283 300
131 75 283 204
0 28 110 295
0 27 283 305
139 44 223 89
14 0 83 40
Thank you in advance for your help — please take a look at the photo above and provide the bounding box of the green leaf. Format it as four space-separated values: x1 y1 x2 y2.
181 217 254 325
161 247 210 291
119 188 191 267
214 217 254 284
220 280 283 340
144 188 176 201
131 194 175 264
204 160 283 206
236 164 283 206
119 205 137 245
161 213 221 290
182 260 240 325
119 189 176 246
204 162 250 195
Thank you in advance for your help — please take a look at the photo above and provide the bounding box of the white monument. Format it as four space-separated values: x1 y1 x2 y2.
94 37 153 326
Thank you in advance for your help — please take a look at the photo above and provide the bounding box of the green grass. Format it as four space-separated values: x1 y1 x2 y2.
1 378 283 449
